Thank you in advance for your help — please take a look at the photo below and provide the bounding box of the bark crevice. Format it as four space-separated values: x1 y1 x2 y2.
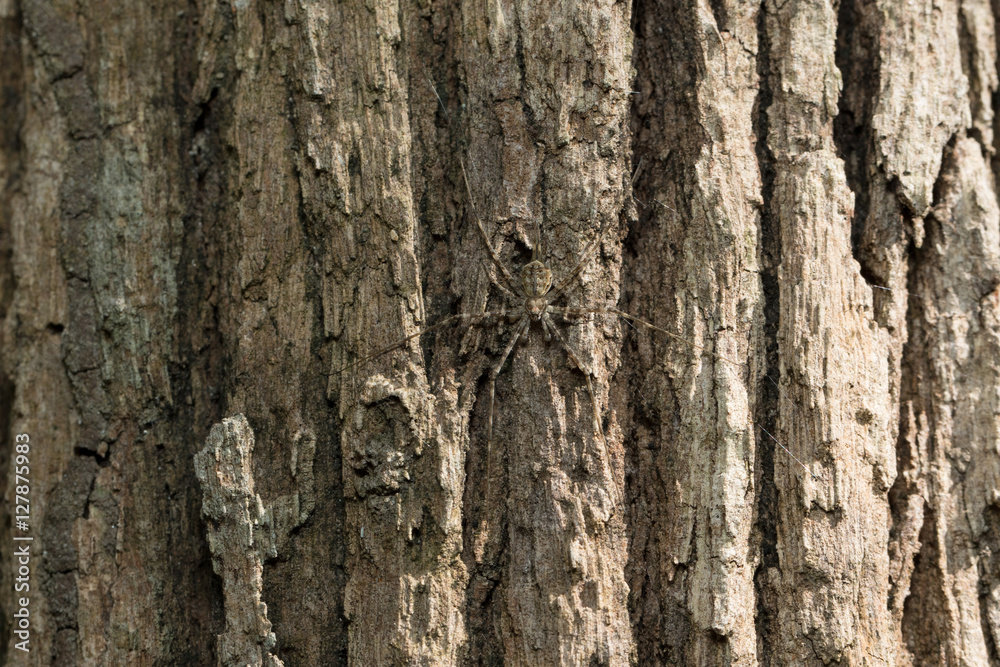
752 0 780 657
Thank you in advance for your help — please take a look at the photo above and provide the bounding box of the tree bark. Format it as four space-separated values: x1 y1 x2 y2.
2 0 1000 665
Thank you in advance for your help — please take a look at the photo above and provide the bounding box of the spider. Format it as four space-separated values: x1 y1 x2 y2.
336 159 816 489
336 160 616 494
454 162 612 448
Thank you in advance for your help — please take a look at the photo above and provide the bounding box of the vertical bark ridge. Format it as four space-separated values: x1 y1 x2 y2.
629 0 763 664
833 3 917 660
833 0 1000 661
901 137 1000 665
8 0 223 662
763 0 896 662
457 0 634 663
280 0 471 663
211 3 351 660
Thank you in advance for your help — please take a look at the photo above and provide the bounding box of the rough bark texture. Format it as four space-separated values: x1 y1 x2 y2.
3 0 1000 665
194 415 303 667
627 2 762 664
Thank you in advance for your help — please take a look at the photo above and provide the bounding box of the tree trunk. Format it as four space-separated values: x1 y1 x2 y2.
2 0 1000 664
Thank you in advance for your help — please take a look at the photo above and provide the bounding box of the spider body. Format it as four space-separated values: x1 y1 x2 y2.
521 260 553 301
525 297 548 318
524 297 549 322
469 211 608 464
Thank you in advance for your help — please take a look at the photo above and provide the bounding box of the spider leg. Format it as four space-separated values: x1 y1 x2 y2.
551 305 735 362
333 309 511 376
542 312 623 506
461 160 520 294
612 306 746 368
551 305 819 479
486 315 529 503
549 217 613 299
425 80 518 294
550 306 594 317
541 312 604 444
481 259 518 302
549 304 592 321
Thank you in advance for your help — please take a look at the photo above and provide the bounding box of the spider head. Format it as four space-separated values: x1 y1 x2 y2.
521 260 552 298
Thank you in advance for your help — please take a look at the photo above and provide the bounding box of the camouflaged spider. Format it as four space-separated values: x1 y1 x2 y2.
454 162 612 449
339 160 614 465
337 159 817 487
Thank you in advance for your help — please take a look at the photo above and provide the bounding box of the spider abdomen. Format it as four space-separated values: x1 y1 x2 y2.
521 260 553 298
